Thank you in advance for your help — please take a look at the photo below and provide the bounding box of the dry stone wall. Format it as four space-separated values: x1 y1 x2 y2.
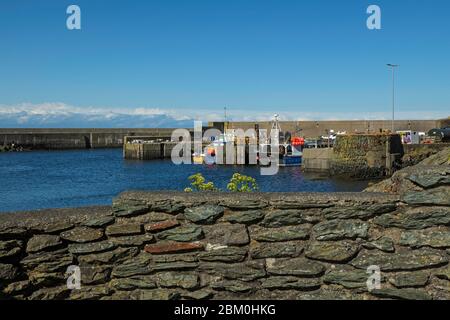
0 189 449 300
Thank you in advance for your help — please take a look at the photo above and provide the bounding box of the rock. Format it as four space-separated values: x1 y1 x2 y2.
199 261 266 281
80 265 111 285
435 266 450 280
110 234 155 247
111 253 153 278
0 227 28 240
270 200 333 210
0 263 18 281
250 242 303 259
21 249 73 285
407 169 450 189
156 272 199 289
3 280 31 295
351 248 448 271
78 247 139 265
149 254 198 272
145 220 180 233
82 216 115 228
203 223 249 246
137 289 181 300
323 266 373 289
20 248 71 270
374 206 450 229
0 240 23 259
250 225 310 242
182 290 214 300
60 227 104 243
198 247 247 263
150 200 185 213
261 277 321 291
400 228 450 249
211 280 255 293
224 210 265 225
28 286 70 300
402 186 450 206
221 199 268 210
69 285 112 300
266 257 325 277
68 241 116 255
260 210 320 227
313 219 369 241
113 199 150 217
26 235 62 253
106 223 143 237
305 241 360 263
157 225 203 242
144 242 204 254
370 288 432 300
363 237 395 253
109 276 157 291
36 222 73 234
130 212 174 223
151 253 198 264
389 272 429 288
322 203 396 220
184 205 224 224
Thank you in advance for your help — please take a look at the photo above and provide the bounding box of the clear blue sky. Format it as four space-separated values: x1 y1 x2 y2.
0 0 449 126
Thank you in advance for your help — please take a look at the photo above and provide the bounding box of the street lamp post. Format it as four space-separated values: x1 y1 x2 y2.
387 64 399 133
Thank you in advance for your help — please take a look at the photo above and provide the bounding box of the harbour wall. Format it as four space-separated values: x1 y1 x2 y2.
222 119 443 137
1 182 449 300
0 128 180 150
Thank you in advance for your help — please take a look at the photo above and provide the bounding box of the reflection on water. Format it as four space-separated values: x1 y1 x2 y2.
0 149 370 213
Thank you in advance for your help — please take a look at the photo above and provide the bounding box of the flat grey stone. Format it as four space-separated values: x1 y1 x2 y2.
305 241 360 263
266 257 325 277
370 288 432 300
389 272 429 288
157 225 203 242
198 247 247 263
400 228 450 249
105 223 143 237
60 227 104 243
313 219 369 241
261 277 321 291
224 210 265 225
250 225 310 242
82 216 115 228
374 206 450 229
250 242 303 259
26 235 62 253
203 223 249 246
351 248 448 271
322 203 396 220
156 272 199 289
184 205 224 224
68 241 116 255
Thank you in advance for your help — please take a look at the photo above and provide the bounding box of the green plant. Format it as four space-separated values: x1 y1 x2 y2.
184 173 217 192
227 173 259 192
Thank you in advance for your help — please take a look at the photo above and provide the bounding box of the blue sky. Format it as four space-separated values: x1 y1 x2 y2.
0 0 449 127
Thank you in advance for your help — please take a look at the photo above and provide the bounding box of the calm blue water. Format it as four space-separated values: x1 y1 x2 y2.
0 149 369 213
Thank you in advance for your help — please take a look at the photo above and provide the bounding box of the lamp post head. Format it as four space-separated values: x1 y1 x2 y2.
387 64 399 67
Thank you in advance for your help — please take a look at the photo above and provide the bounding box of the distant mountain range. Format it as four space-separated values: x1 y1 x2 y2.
0 103 195 128
0 102 446 128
